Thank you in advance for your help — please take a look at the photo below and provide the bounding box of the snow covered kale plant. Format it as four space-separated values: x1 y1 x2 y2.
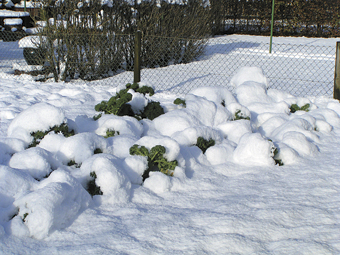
94 83 163 120
2 67 340 243
129 144 178 181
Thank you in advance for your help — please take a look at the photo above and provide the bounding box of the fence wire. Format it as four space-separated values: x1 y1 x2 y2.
139 36 336 97
0 32 336 97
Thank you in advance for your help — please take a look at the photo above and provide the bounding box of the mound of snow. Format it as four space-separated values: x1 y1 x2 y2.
7 103 66 145
230 66 268 88
12 169 91 239
233 133 275 166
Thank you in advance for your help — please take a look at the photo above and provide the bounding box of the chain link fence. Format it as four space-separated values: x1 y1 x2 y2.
138 36 336 96
0 32 336 97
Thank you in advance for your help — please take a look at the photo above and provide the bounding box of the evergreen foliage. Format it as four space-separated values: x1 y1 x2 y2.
129 144 178 181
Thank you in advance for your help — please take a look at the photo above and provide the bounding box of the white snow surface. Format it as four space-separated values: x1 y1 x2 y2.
0 35 340 254
4 18 22 26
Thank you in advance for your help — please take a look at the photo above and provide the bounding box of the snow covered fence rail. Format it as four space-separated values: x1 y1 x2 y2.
0 34 336 97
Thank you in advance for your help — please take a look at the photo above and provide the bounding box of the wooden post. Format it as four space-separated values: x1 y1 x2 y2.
269 0 275 54
334 42 340 100
134 30 141 83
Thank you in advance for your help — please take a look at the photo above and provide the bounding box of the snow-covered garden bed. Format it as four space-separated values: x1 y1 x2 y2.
1 66 340 247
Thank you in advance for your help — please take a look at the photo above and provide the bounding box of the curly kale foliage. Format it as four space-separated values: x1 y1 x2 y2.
195 137 215 153
87 171 103 197
269 140 284 166
234 110 250 121
93 113 102 120
141 101 164 120
272 147 284 166
94 148 103 154
94 88 134 117
94 83 162 120
126 83 155 96
129 144 178 181
104 129 119 138
290 103 310 113
22 213 29 222
67 160 81 168
174 98 186 107
29 123 75 148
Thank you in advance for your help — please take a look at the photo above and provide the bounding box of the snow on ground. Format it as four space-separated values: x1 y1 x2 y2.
0 35 340 254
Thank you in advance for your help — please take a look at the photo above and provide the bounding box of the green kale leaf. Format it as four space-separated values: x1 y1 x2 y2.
196 137 215 153
87 171 103 196
174 98 186 107
129 144 178 181
290 103 310 113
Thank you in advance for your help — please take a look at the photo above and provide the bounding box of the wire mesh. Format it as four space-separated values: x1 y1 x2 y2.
140 36 336 97
0 32 336 97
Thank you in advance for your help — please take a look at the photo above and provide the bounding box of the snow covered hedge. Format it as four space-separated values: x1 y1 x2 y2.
1 67 340 239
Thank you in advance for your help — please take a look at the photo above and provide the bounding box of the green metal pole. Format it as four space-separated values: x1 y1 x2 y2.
269 0 275 53
24 0 26 12
334 42 340 100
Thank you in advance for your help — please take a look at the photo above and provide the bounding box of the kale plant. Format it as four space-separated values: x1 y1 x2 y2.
94 88 134 116
93 113 102 120
234 110 250 121
174 98 186 107
272 147 284 166
126 83 155 96
195 137 215 153
95 83 163 120
67 160 81 168
104 129 119 138
268 140 284 166
87 171 103 196
290 103 310 113
129 144 178 181
141 101 164 120
94 148 103 154
29 123 75 148
22 213 29 222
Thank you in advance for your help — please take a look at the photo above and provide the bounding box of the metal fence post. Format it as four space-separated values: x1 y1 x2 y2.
334 42 340 100
134 30 141 83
